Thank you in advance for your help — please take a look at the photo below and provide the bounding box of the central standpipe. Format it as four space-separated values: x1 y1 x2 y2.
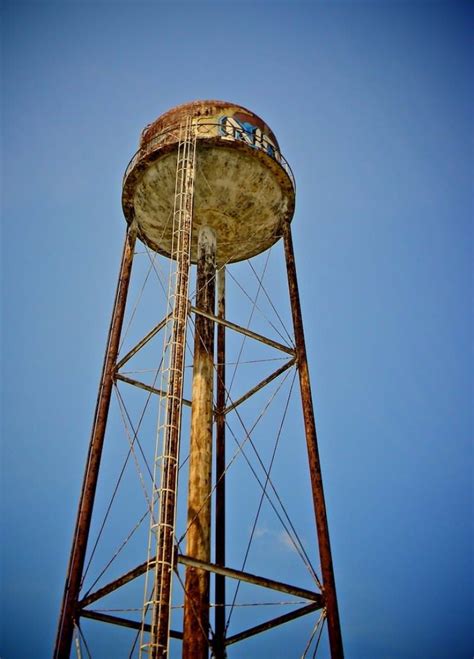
183 227 217 658
214 267 227 659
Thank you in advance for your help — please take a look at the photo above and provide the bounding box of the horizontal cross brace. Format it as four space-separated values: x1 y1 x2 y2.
79 561 149 608
115 313 171 371
115 373 192 407
225 602 321 646
80 609 183 640
190 306 295 356
222 357 296 416
80 606 318 648
79 555 322 610
177 554 323 604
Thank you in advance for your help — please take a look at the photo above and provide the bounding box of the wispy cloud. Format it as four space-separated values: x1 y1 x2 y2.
252 526 301 554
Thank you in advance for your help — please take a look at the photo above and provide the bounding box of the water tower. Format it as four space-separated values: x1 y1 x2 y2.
54 100 343 658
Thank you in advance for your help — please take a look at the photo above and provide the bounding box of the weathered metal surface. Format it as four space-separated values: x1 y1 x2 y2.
183 227 216 659
122 100 295 264
54 226 137 659
214 268 226 658
282 221 344 659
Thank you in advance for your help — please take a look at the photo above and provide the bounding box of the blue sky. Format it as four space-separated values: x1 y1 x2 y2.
1 1 473 658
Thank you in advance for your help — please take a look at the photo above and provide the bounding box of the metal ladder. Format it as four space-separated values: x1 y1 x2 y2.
141 116 196 658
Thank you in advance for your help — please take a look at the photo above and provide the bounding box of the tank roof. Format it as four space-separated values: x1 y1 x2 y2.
141 99 279 150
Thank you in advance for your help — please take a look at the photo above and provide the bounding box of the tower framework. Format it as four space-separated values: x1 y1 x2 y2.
55 100 343 658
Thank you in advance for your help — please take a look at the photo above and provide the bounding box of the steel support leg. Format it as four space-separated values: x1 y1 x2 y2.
54 225 137 658
282 221 344 659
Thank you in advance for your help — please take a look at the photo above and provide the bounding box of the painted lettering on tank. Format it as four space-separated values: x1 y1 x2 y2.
219 116 281 162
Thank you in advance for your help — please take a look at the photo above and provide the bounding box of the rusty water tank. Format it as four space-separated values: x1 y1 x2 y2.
122 100 295 264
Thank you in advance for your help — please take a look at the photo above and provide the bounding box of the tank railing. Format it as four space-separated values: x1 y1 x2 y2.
123 119 296 191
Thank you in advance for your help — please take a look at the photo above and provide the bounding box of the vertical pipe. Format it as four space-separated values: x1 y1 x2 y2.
54 225 137 659
282 221 344 659
183 227 216 659
214 267 226 658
